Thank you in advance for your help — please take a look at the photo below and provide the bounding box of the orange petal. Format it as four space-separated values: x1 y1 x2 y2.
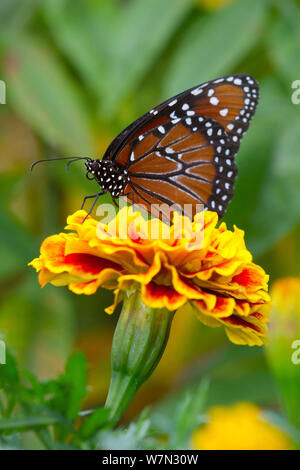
193 295 235 318
232 264 269 291
222 314 266 346
69 279 101 295
142 282 186 310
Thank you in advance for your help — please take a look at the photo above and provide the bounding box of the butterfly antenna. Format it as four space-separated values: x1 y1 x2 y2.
30 156 90 172
65 157 90 172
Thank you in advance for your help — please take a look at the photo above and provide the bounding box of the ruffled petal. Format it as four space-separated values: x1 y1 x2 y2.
30 207 270 345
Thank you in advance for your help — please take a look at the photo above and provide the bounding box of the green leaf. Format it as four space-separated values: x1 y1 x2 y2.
0 434 22 450
0 350 19 389
79 407 110 439
98 412 151 450
43 0 118 103
225 78 299 244
0 204 36 264
246 118 300 255
64 352 87 422
0 0 39 35
0 414 59 432
263 410 300 447
171 379 209 449
267 7 300 83
102 0 193 116
3 34 95 153
164 0 267 96
45 0 193 117
45 352 87 442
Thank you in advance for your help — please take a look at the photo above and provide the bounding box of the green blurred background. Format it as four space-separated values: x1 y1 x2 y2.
0 0 300 425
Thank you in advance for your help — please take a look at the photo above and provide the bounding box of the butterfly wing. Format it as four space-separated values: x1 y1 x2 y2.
123 116 235 219
103 74 259 218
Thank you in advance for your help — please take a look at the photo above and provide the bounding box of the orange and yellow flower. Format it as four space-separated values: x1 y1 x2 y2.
192 402 293 450
29 207 270 346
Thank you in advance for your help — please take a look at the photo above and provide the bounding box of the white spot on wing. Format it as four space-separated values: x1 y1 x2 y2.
220 108 228 116
191 87 203 96
234 78 242 85
210 96 219 106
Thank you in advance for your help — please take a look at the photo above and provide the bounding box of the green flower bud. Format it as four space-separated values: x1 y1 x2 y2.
105 288 174 427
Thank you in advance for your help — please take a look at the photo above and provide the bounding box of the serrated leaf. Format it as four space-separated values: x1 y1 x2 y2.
64 352 87 422
0 414 59 432
79 407 110 439
98 417 151 451
172 379 209 449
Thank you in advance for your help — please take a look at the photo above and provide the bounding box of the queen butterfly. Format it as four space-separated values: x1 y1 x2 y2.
31 73 259 221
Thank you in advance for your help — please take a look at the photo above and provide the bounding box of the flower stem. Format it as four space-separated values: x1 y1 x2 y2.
105 289 174 427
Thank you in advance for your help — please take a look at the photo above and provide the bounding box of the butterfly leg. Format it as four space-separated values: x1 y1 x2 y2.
81 192 104 223
119 192 135 211
81 192 104 211
111 197 120 209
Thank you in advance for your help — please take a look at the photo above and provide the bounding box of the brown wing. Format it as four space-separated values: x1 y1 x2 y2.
103 74 258 219
121 116 236 220
104 73 258 164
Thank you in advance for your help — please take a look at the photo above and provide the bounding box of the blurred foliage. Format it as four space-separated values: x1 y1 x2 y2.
1 350 298 450
0 0 300 449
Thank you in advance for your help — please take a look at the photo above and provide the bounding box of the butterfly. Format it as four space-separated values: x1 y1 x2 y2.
31 73 259 221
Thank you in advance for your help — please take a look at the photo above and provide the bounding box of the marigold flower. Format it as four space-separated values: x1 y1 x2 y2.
30 207 270 346
192 402 293 450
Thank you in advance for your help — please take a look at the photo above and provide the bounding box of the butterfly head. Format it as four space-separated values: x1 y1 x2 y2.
85 159 130 197
85 158 102 180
